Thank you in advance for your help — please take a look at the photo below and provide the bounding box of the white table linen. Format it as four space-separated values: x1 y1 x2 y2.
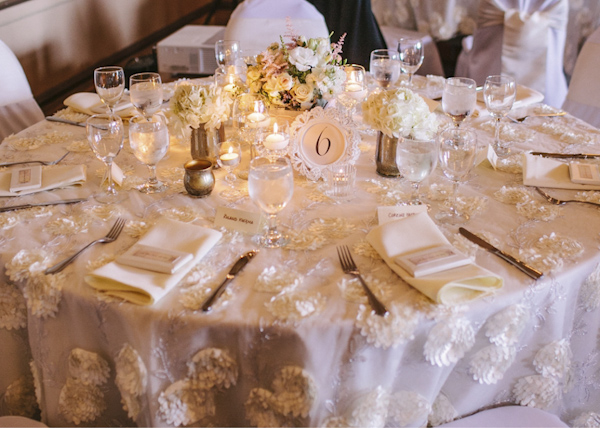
0 89 600 427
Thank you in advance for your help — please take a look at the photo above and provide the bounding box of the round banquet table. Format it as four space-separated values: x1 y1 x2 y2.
1 91 600 427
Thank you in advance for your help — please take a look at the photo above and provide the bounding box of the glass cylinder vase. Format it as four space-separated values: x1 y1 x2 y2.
190 126 225 167
375 131 401 177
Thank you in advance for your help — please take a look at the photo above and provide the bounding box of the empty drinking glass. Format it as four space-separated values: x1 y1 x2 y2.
484 75 516 157
215 40 241 72
369 49 401 88
94 66 124 114
398 37 424 88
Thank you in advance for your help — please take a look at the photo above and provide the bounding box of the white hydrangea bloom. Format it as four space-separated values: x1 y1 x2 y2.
513 375 560 409
187 348 238 390
428 393 457 427
533 339 572 379
424 317 475 367
115 344 148 421
58 378 106 425
68 348 110 386
355 304 419 349
469 344 516 384
485 304 530 347
157 379 215 427
388 390 431 427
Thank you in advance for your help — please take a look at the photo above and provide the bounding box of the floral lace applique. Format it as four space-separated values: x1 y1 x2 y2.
485 304 530 347
519 233 584 273
84 204 123 221
494 186 534 205
161 207 201 223
52 107 89 124
533 339 572 380
513 375 560 409
86 254 115 272
287 218 357 251
348 385 389 428
59 349 110 425
4 131 73 151
388 390 431 427
124 220 152 239
571 412 600 427
158 347 237 426
266 291 327 323
536 121 598 146
245 366 316 427
45 216 89 236
579 262 600 312
469 344 516 385
30 361 42 411
352 240 382 260
573 191 600 204
338 275 389 305
115 344 148 422
424 316 475 367
0 282 27 330
515 200 560 221
428 393 457 427
362 178 408 206
66 139 91 153
255 266 303 293
438 194 488 218
2 375 38 418
355 304 419 349
0 213 19 230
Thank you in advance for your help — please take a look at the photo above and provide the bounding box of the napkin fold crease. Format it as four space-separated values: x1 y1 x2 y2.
366 213 503 305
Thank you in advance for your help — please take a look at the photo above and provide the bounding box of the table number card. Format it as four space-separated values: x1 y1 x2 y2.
215 206 262 234
288 107 361 181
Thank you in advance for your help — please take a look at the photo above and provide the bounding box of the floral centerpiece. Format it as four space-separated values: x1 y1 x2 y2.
362 87 439 139
246 31 347 111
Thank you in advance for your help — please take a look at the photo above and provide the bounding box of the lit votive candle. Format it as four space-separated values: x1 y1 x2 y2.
264 133 289 150
220 152 240 166
246 112 269 128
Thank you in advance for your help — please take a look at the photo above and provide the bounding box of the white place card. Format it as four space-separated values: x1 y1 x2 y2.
569 162 600 185
377 204 428 225
117 244 193 274
215 206 262 234
486 144 500 170
394 244 471 278
10 165 42 193
101 162 124 186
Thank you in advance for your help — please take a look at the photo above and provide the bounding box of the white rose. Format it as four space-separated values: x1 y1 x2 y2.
288 47 318 72
276 73 294 91
291 82 315 104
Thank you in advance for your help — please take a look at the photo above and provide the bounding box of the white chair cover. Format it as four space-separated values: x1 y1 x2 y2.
380 26 445 77
455 0 568 108
438 406 568 427
0 39 44 142
562 26 600 128
224 0 330 59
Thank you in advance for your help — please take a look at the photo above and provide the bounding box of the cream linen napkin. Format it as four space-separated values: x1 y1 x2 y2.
85 218 222 305
0 165 86 196
477 84 544 110
64 93 135 118
366 213 503 305
522 153 600 190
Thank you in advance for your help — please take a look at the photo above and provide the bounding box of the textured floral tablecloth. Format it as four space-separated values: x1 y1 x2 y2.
1 98 600 427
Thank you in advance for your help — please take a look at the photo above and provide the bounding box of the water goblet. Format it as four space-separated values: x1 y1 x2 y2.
442 77 477 127
248 157 294 248
397 37 424 88
483 75 516 157
130 72 163 119
216 136 242 199
395 133 438 205
215 39 241 72
435 127 478 224
369 49 401 88
86 114 125 203
336 64 368 119
129 115 169 193
94 66 124 114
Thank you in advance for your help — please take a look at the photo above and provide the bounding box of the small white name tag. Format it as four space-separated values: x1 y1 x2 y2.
10 165 42 193
486 144 499 170
215 206 262 234
101 162 124 186
377 205 428 225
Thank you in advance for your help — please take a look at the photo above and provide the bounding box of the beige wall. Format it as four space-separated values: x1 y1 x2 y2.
0 0 209 97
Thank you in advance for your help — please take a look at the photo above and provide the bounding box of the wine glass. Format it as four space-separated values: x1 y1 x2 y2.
129 72 163 120
216 136 242 199
248 157 294 248
336 64 368 119
484 75 516 157
369 49 401 88
435 127 478 224
86 114 125 203
395 133 438 205
129 115 169 193
442 77 477 127
397 37 424 88
215 40 241 72
94 66 125 114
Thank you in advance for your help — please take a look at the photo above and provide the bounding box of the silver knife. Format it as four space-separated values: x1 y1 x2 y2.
459 227 543 280
45 116 86 127
530 152 600 159
0 198 87 212
201 250 259 312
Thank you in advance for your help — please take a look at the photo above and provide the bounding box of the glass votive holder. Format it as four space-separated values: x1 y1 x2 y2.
326 163 356 202
260 118 290 159
184 159 215 197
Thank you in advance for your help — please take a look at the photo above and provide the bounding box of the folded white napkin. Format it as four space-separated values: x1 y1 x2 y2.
85 218 222 305
477 84 544 110
366 213 503 305
522 153 600 190
64 92 135 118
0 165 86 197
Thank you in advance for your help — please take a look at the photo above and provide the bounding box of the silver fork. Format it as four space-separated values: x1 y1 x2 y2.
507 112 566 123
0 151 70 168
535 187 600 207
337 245 388 316
45 217 126 274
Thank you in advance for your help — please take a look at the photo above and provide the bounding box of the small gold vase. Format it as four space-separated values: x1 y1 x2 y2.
375 131 401 177
190 126 225 167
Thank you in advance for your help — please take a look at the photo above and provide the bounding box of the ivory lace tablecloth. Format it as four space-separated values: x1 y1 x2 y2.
1 99 600 427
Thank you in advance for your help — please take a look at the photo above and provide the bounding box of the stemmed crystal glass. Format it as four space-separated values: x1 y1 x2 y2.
233 93 270 172
436 127 478 224
215 40 241 72
248 157 294 248
94 66 125 114
129 115 169 193
129 72 163 120
396 133 438 205
336 64 368 119
442 77 477 127
86 114 125 203
397 37 424 88
369 49 401 88
216 136 242 199
484 75 516 157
